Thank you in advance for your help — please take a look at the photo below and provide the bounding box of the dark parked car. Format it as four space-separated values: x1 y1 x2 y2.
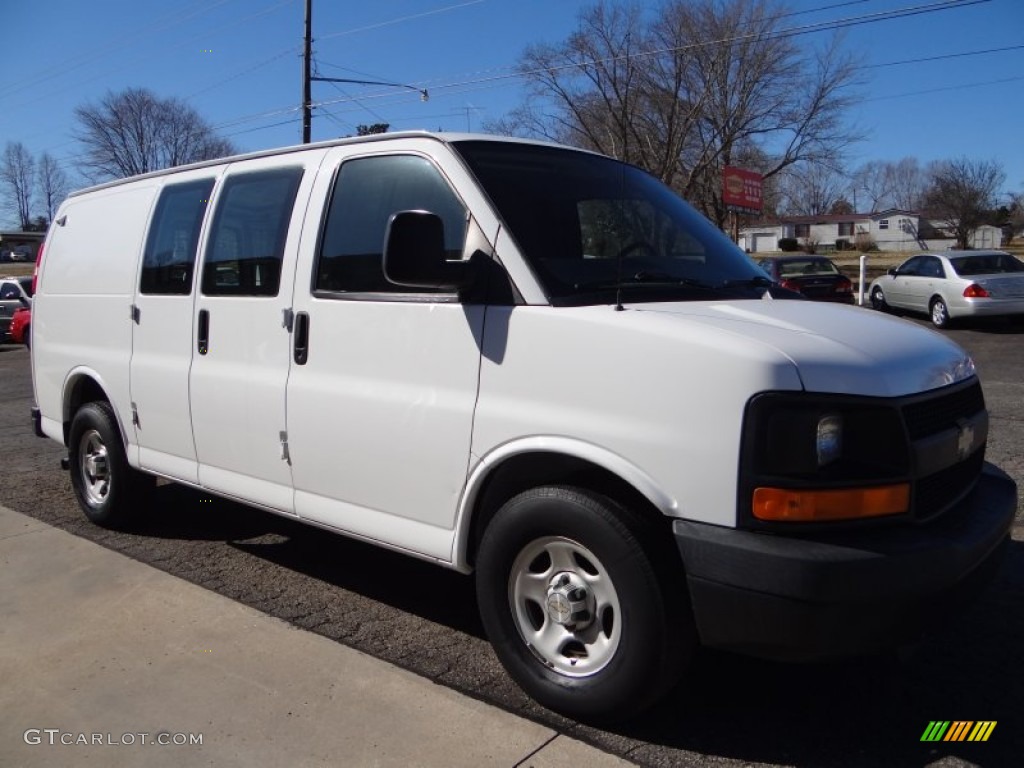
756 256 855 303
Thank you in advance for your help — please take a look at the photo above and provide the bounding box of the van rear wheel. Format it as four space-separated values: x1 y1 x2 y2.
68 401 148 528
475 486 692 723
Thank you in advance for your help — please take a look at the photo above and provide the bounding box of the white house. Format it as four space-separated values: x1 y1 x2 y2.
739 210 1003 253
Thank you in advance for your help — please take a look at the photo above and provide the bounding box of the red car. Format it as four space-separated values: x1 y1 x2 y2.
10 305 30 347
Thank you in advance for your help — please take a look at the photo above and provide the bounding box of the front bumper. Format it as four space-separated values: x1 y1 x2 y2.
674 462 1016 661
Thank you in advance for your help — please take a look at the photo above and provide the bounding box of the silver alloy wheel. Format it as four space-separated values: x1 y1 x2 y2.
931 299 949 327
871 287 885 310
508 535 622 677
78 428 111 507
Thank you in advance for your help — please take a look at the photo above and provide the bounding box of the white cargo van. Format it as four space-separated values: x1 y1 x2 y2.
31 133 1016 722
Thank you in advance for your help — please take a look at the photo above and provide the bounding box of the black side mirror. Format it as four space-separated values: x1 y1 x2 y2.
383 210 474 291
887 268 897 276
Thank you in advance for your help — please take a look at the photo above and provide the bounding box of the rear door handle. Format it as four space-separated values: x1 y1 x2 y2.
197 309 210 355
293 311 309 365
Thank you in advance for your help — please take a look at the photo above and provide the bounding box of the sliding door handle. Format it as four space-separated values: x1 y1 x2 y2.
197 309 210 355
293 311 309 365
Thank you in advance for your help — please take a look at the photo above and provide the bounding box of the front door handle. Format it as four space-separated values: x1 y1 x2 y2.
293 311 309 365
197 309 210 355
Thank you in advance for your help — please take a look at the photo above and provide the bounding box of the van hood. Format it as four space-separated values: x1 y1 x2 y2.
630 300 975 398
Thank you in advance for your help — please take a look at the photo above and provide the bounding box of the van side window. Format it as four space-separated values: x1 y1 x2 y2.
202 167 304 297
141 179 214 295
315 155 467 294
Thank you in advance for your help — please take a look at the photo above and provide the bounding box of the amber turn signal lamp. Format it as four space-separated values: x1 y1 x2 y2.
753 484 910 522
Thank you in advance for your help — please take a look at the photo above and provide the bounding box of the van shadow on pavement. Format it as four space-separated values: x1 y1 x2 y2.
127 482 1024 767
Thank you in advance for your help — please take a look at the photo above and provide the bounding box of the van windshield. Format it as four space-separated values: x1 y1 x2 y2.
453 141 770 305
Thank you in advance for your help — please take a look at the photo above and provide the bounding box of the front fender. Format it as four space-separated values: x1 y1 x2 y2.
450 436 679 572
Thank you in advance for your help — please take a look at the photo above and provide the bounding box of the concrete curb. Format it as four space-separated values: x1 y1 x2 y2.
0 506 630 767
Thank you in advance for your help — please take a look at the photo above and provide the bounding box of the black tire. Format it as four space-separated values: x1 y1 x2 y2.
23 324 30 350
930 297 951 328
68 401 149 528
870 286 889 312
475 486 693 723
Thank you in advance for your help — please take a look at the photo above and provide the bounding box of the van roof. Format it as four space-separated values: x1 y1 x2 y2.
68 131 579 198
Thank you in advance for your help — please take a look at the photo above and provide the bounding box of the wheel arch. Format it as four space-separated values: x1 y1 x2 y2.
929 293 953 324
61 368 121 446
452 438 679 572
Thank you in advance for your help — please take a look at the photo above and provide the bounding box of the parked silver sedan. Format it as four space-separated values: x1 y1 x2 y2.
868 250 1024 328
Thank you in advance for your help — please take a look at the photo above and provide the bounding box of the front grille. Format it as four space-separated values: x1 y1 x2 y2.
901 380 986 521
902 381 985 441
914 449 985 521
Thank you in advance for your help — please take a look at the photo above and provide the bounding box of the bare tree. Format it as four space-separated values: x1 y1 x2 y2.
489 0 860 225
74 87 236 181
850 157 927 212
776 163 849 216
1007 191 1024 243
888 157 927 211
850 160 893 212
1 142 36 229
922 157 1005 250
37 153 70 224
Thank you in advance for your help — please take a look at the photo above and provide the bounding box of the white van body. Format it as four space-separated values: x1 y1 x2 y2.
31 133 1016 722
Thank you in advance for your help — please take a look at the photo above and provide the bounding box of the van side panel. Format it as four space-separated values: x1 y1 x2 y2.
35 183 160 446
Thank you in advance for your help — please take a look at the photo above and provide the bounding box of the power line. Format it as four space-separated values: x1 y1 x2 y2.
0 0 241 100
6 0 298 114
22 0 1006 153
312 55 391 126
301 0 992 115
315 0 486 43
863 43 1024 69
861 74 1024 101
185 45 301 101
205 0 993 139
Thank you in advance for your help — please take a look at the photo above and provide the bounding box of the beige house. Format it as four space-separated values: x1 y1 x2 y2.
739 210 1003 253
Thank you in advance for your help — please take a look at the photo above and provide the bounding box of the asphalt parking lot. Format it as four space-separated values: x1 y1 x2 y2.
1 311 1022 767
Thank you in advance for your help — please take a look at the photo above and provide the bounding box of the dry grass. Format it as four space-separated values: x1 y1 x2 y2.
1 263 33 278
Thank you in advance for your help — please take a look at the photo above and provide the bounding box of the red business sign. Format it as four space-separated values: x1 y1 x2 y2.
722 166 763 213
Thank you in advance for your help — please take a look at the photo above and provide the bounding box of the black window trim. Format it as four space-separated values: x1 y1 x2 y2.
200 165 305 298
140 176 217 297
308 150 470 303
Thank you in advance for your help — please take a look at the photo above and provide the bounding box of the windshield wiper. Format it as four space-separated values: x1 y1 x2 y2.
716 275 774 289
573 271 719 292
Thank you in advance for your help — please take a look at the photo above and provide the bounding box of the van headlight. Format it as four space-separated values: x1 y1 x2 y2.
816 413 842 467
739 394 910 524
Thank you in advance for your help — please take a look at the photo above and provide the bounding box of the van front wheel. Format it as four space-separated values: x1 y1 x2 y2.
68 402 147 528
475 486 691 723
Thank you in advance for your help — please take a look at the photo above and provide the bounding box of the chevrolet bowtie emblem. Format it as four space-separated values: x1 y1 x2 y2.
957 423 975 460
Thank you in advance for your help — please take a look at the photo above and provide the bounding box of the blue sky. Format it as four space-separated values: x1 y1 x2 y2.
2 0 1022 222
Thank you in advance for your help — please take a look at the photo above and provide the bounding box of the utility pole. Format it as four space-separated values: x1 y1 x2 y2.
302 0 312 144
301 0 426 142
